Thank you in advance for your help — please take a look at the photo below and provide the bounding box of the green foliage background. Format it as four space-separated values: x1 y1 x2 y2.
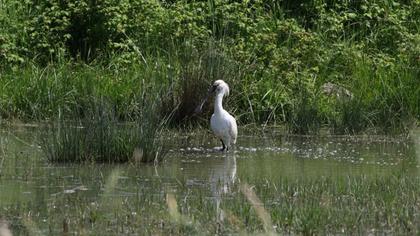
0 0 419 133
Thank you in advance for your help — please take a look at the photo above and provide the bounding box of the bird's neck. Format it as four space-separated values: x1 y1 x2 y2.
214 93 225 114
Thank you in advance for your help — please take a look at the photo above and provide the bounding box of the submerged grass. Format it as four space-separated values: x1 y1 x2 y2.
4 173 420 235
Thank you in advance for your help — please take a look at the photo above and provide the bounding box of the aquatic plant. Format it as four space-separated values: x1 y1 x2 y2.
41 98 167 163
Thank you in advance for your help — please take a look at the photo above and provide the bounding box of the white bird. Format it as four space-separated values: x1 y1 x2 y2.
195 80 238 151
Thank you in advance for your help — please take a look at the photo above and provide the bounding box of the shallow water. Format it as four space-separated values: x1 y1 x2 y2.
0 126 419 234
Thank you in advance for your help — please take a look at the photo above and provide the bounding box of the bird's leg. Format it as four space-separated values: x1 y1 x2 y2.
220 139 226 151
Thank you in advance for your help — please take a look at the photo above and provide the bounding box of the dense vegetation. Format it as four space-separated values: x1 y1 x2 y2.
1 0 419 133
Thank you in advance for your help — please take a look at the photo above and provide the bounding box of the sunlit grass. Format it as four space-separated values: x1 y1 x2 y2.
0 0 418 133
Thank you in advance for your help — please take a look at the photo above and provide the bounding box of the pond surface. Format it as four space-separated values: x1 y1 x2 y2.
0 125 419 235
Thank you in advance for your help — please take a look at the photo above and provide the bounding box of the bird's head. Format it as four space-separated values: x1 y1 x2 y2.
211 80 230 97
194 80 230 114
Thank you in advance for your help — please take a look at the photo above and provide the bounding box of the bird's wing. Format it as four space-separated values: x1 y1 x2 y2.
228 115 238 144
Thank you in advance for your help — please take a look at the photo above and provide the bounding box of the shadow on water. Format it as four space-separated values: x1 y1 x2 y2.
0 125 419 234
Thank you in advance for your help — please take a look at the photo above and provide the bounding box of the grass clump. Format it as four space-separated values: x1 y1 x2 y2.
41 98 167 163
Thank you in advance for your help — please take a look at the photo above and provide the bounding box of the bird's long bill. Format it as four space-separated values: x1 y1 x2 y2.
194 86 215 114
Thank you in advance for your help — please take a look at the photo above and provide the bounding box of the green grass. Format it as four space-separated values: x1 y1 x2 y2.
0 51 417 134
40 97 168 163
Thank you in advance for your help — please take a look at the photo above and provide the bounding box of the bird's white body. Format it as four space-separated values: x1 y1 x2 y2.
209 80 237 150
